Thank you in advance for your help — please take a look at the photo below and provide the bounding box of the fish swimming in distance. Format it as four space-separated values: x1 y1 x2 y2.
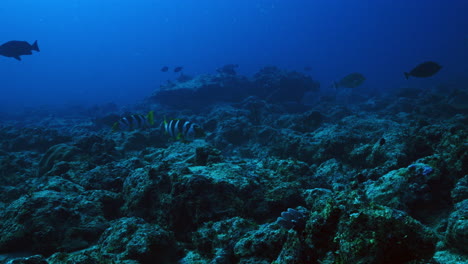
333 72 366 88
164 118 204 141
174 66 183 73
161 66 169 72
112 111 155 131
404 61 441 79
0 40 40 61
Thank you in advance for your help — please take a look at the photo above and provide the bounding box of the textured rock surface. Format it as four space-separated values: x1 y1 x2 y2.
0 70 467 263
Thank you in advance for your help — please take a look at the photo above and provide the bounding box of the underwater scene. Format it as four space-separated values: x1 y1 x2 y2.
1 0 468 263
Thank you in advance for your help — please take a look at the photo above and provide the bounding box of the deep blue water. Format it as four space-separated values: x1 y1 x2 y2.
1 0 467 111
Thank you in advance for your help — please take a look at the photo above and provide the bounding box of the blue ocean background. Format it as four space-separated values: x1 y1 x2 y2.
1 1 468 262
0 0 467 111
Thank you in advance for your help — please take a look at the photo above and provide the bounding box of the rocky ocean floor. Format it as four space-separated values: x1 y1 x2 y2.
0 69 467 263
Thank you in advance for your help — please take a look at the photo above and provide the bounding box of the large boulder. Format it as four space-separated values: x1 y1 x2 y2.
149 67 319 110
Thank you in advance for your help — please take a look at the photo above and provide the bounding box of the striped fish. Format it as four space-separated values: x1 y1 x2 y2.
164 118 204 141
112 111 154 131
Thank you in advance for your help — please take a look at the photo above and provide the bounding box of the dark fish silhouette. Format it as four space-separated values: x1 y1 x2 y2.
0 40 40 61
304 66 312 71
405 61 441 79
174 66 183 73
333 72 366 88
161 66 169 72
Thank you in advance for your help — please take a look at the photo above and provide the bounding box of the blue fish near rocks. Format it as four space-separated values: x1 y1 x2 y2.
0 40 40 61
277 208 307 231
408 163 434 177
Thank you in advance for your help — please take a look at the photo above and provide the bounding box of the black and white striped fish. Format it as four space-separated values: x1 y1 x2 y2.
112 111 155 131
164 118 204 141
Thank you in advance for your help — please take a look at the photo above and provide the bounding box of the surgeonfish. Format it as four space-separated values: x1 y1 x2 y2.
164 118 204 141
112 111 155 131
174 66 183 73
404 61 441 79
0 40 40 61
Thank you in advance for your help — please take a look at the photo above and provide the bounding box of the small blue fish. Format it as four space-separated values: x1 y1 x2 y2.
276 208 307 231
